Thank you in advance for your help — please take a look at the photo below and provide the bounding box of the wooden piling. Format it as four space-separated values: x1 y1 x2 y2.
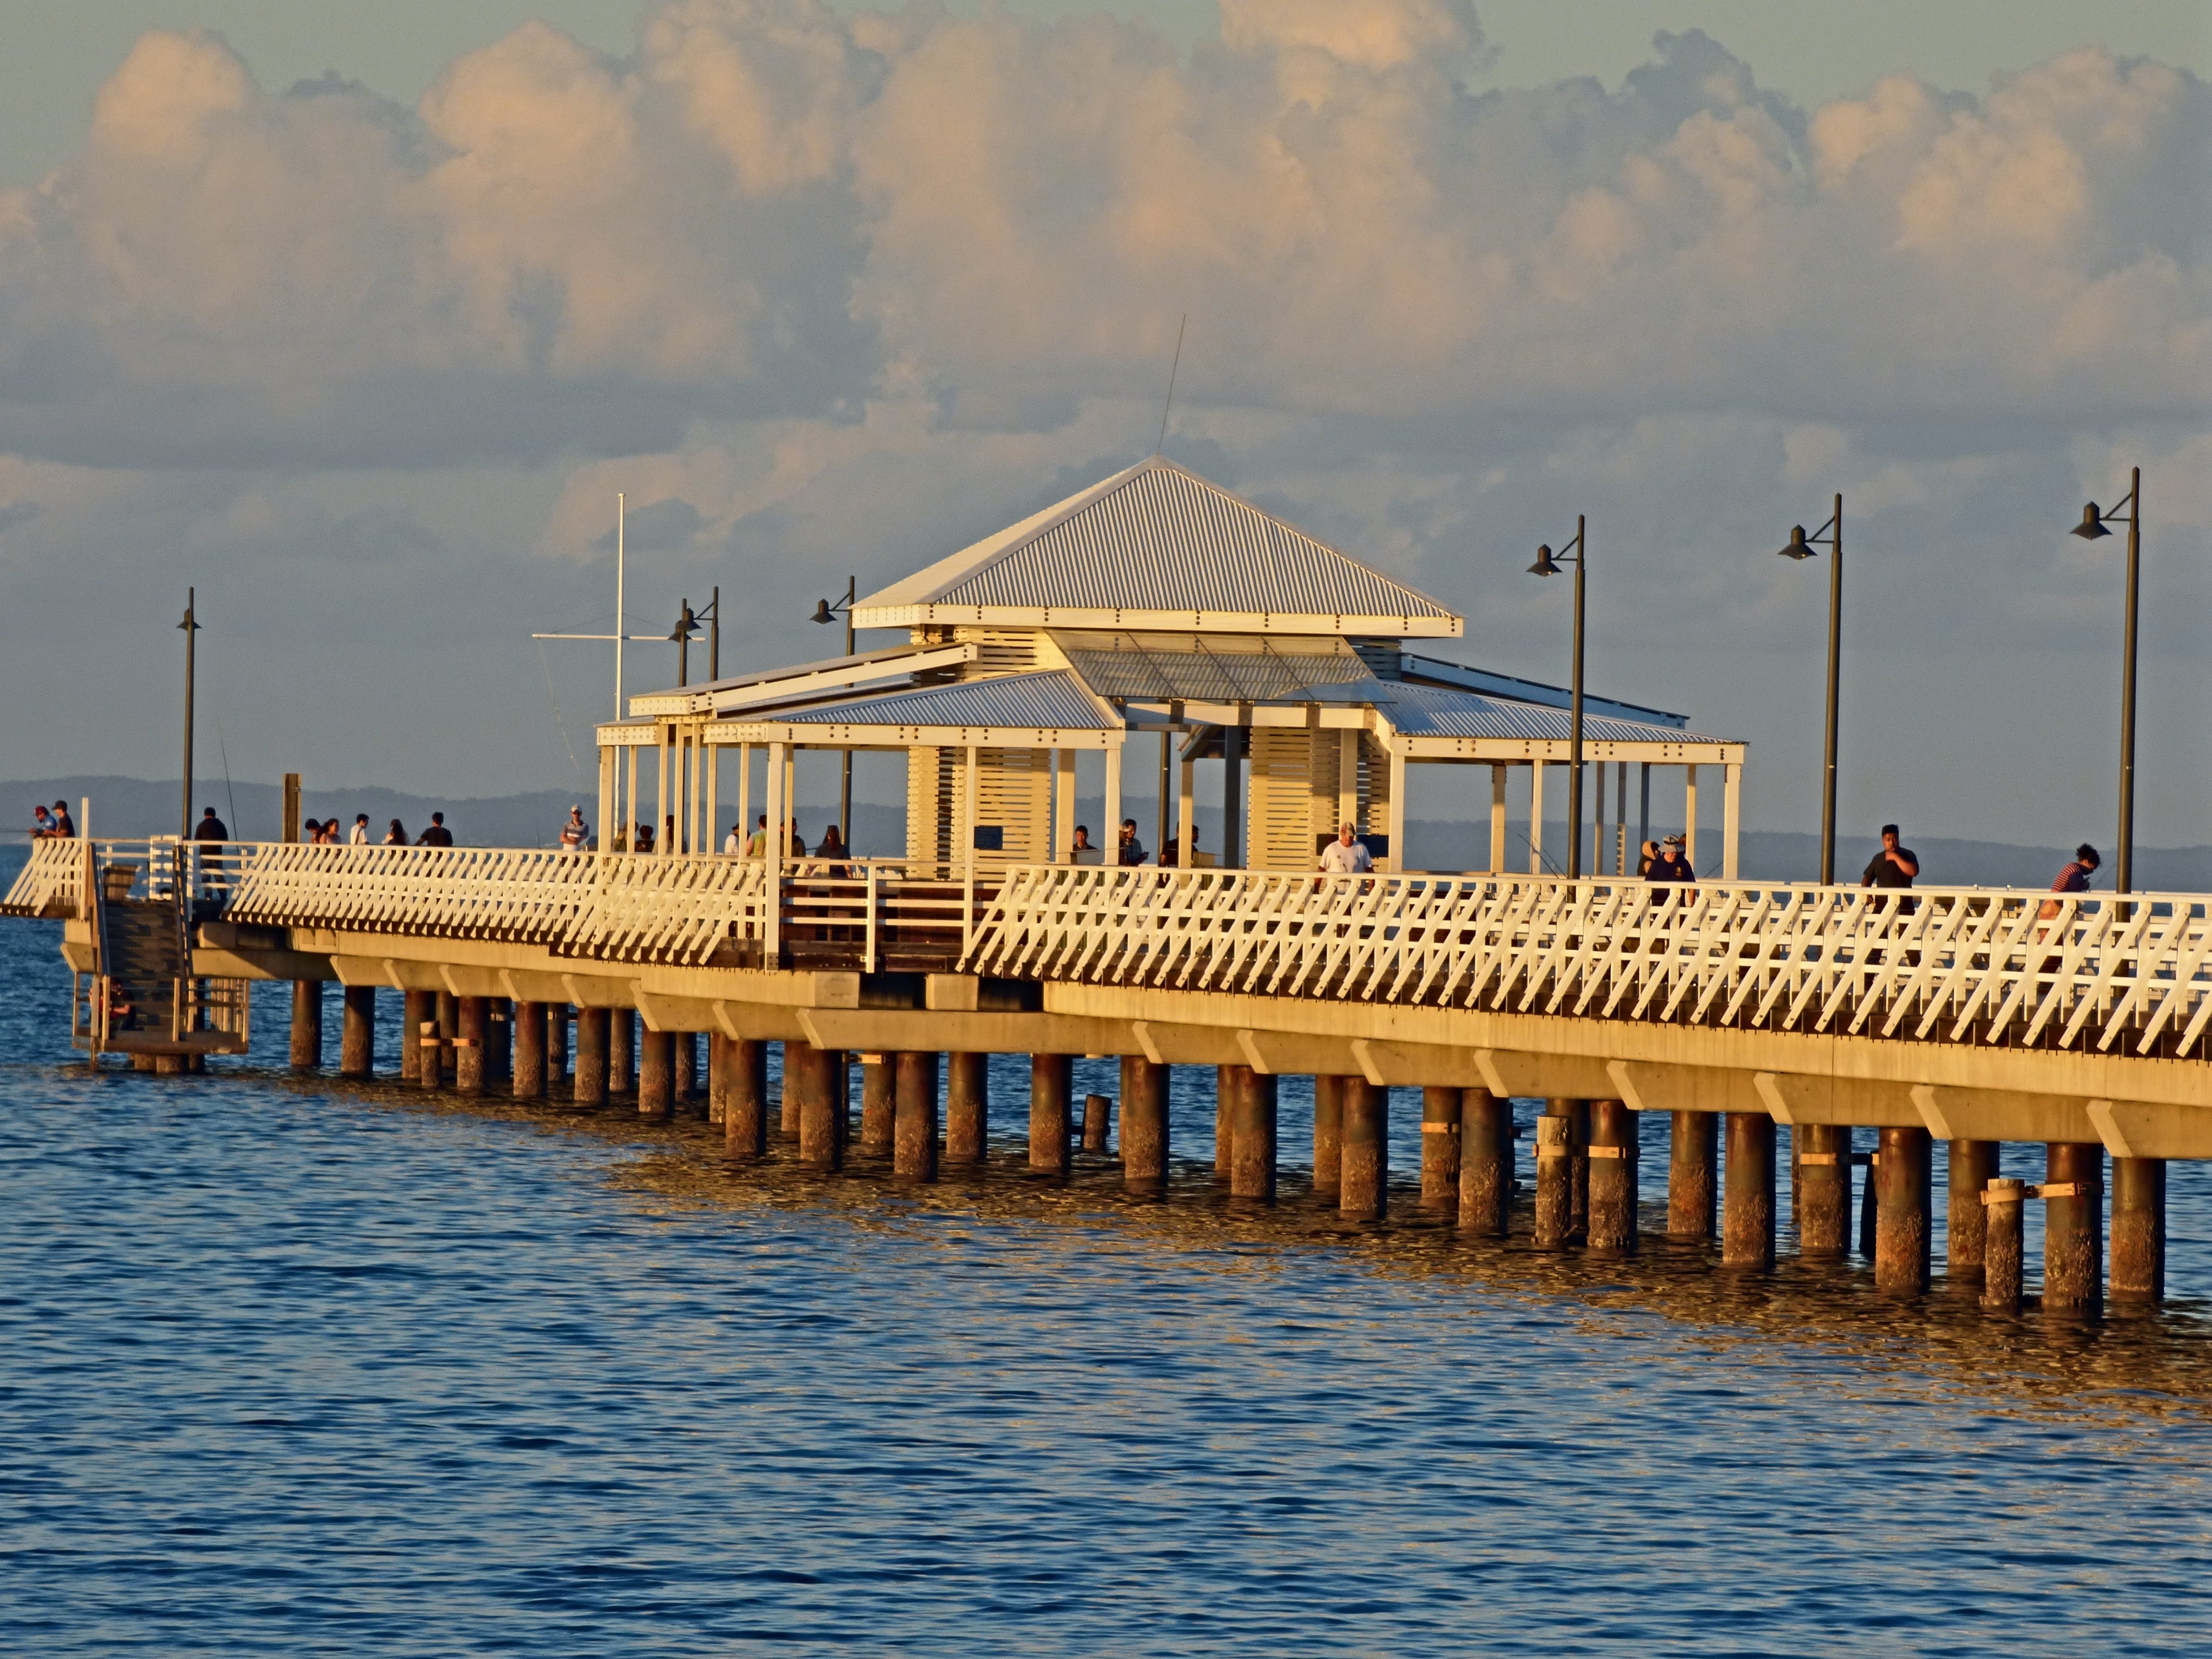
1981 1179 2024 1312
455 996 487 1096
1874 1125 1932 1294
1120 1057 1167 1189
1554 1098 1590 1239
401 989 432 1083
485 999 511 1083
2043 1141 2103 1317
573 1008 610 1108
1946 1138 1999 1283
1312 1074 1344 1200
512 1000 545 1098
1030 1054 1072 1176
1533 1110 1572 1247
1215 1064 1235 1178
677 1032 701 1110
1341 1077 1387 1219
707 1031 730 1126
893 1050 940 1180
2111 1157 2166 1305
638 1028 674 1124
726 1038 768 1162
1228 1065 1276 1201
288 980 322 1071
1857 1137 1878 1258
946 1052 989 1164
859 1055 895 1154
1457 1087 1512 1237
1797 1122 1852 1256
1083 1092 1111 1153
779 1042 799 1137
608 1008 634 1096
547 1005 570 1088
1668 1110 1717 1240
436 991 458 1079
340 985 376 1078
1421 1085 1460 1208
1721 1111 1775 1270
1587 1100 1637 1257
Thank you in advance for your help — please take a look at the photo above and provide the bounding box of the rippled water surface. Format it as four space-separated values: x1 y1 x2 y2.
4 881 2211 1653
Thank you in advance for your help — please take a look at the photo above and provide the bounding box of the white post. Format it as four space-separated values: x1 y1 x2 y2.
736 742 751 858
1529 761 1545 875
964 744 980 946
624 747 638 854
784 746 797 855
1594 759 1608 875
1490 763 1507 874
1723 761 1742 880
1104 738 1123 868
706 742 719 852
1177 758 1195 866
1616 761 1629 876
1054 747 1075 863
656 728 672 857
1386 746 1406 873
1684 765 1700 875
597 746 614 854
1338 728 1359 837
765 741 785 960
615 491 626 722
690 731 704 853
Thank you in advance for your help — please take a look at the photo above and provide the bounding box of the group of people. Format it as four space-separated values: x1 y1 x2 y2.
297 810 454 846
720 814 849 865
28 801 75 839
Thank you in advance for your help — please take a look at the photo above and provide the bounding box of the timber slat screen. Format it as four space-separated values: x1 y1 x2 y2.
8 840 2208 1058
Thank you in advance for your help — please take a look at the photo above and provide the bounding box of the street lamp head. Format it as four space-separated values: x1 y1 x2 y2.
1527 544 1562 577
1779 524 1815 560
668 603 697 641
811 598 835 624
2072 501 2112 541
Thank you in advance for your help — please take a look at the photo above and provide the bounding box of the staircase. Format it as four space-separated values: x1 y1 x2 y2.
74 850 250 1058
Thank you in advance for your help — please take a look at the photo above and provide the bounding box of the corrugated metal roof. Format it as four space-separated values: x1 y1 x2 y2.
1381 681 1728 743
1398 654 1689 729
854 457 1457 628
1056 632 1380 703
777 670 1115 730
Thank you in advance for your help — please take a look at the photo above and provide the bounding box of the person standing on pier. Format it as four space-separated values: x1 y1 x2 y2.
560 807 589 850
30 804 54 839
1118 819 1146 866
384 819 407 845
350 814 370 845
723 821 742 854
2039 844 2101 925
192 805 226 842
746 813 767 858
418 813 453 847
1860 825 1918 888
1319 823 1373 875
51 800 75 838
1637 839 1659 878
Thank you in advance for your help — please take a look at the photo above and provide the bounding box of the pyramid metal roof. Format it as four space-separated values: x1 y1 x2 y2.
1377 681 1727 745
774 670 1116 732
853 457 1460 637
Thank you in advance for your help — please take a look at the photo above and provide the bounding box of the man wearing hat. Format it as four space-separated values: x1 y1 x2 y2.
1647 833 1694 883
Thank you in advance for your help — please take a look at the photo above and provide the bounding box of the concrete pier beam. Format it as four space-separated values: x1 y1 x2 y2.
1312 1075 1344 1200
726 1038 768 1162
573 1008 610 1109
946 1052 989 1164
1214 1064 1235 1179
638 1028 674 1124
893 1050 940 1181
1981 1179 2025 1312
2043 1142 2104 1318
1228 1065 1276 1202
1668 1111 1716 1240
455 996 487 1096
1587 1100 1637 1257
1030 1054 1072 1176
1797 1123 1852 1257
1721 1111 1775 1270
608 1009 634 1097
1874 1126 1932 1294
1120 1057 1167 1189
401 990 433 1083
1421 1086 1460 1208
512 1002 545 1099
1340 1077 1387 1220
339 985 376 1078
1457 1087 1511 1237
859 1055 895 1154
1946 1138 1999 1284
1082 1092 1111 1153
2111 1157 2166 1306
289 980 322 1071
1533 1110 1572 1246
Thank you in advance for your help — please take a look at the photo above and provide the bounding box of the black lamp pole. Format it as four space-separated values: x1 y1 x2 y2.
812 575 858 842
2073 466 2143 895
178 588 200 842
1528 518 1587 878
1779 495 1843 883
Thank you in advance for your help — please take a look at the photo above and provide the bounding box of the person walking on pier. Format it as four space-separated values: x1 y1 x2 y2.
417 813 453 847
560 806 589 850
193 805 227 842
1860 825 1918 888
350 814 370 845
2039 843 2101 928
50 800 75 838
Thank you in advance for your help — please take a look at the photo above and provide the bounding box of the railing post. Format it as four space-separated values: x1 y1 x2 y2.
865 864 878 973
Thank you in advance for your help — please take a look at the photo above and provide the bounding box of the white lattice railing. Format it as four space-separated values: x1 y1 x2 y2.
959 867 2212 1061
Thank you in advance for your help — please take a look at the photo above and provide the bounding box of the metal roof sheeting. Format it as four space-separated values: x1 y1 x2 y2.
1381 682 1729 744
777 670 1115 731
855 457 1456 627
1057 634 1380 703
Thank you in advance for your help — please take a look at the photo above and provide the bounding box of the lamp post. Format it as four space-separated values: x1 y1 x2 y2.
2072 466 2143 896
1778 495 1842 884
668 600 699 687
813 575 858 844
177 589 200 842
1527 518 1586 878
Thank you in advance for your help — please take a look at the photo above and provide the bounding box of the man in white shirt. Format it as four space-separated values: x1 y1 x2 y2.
558 807 589 850
723 822 742 855
1318 823 1373 875
350 814 371 845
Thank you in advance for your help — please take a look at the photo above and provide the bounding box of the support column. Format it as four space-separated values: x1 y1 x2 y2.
1120 1056 1167 1189
289 980 323 1071
1340 1078 1386 1219
1029 1054 1071 1175
455 996 487 1096
1458 1088 1512 1237
1221 724 1243 867
1721 1111 1775 1270
1228 1065 1276 1202
893 1050 940 1181
401 989 432 1083
1082 1091 1111 1153
1587 1100 1637 1257
547 1004 570 1089
1874 1125 1932 1294
485 999 511 1083
2043 1142 2103 1317
1215 1064 1235 1177
2111 1157 2166 1306
340 985 376 1078
1982 1179 2025 1312
638 1028 674 1124
1489 764 1507 873
946 1052 989 1164
1548 1098 1589 1240
1420 1085 1459 1207
609 1009 634 1097
1668 1111 1717 1239
1533 1109 1572 1246
726 1038 768 1162
779 1041 798 1136
512 1001 545 1098
413 1010 442 1092
1946 1139 2000 1284
858 1055 895 1153
572 1008 609 1108
436 991 459 1081
1797 1122 1853 1257
677 1032 701 1112
1312 1075 1344 1200
708 1031 732 1127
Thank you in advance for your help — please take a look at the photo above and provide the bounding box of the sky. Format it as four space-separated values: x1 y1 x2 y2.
0 0 2205 849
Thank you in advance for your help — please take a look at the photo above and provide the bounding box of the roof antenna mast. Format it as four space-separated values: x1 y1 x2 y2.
1155 313 1186 456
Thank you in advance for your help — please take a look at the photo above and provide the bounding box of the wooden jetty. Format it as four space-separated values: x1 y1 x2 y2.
6 457 2206 1313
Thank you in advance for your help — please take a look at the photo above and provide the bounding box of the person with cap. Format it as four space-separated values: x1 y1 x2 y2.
559 806 589 850
1860 824 1918 888
1648 834 1693 883
1318 822 1373 876
29 804 54 840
